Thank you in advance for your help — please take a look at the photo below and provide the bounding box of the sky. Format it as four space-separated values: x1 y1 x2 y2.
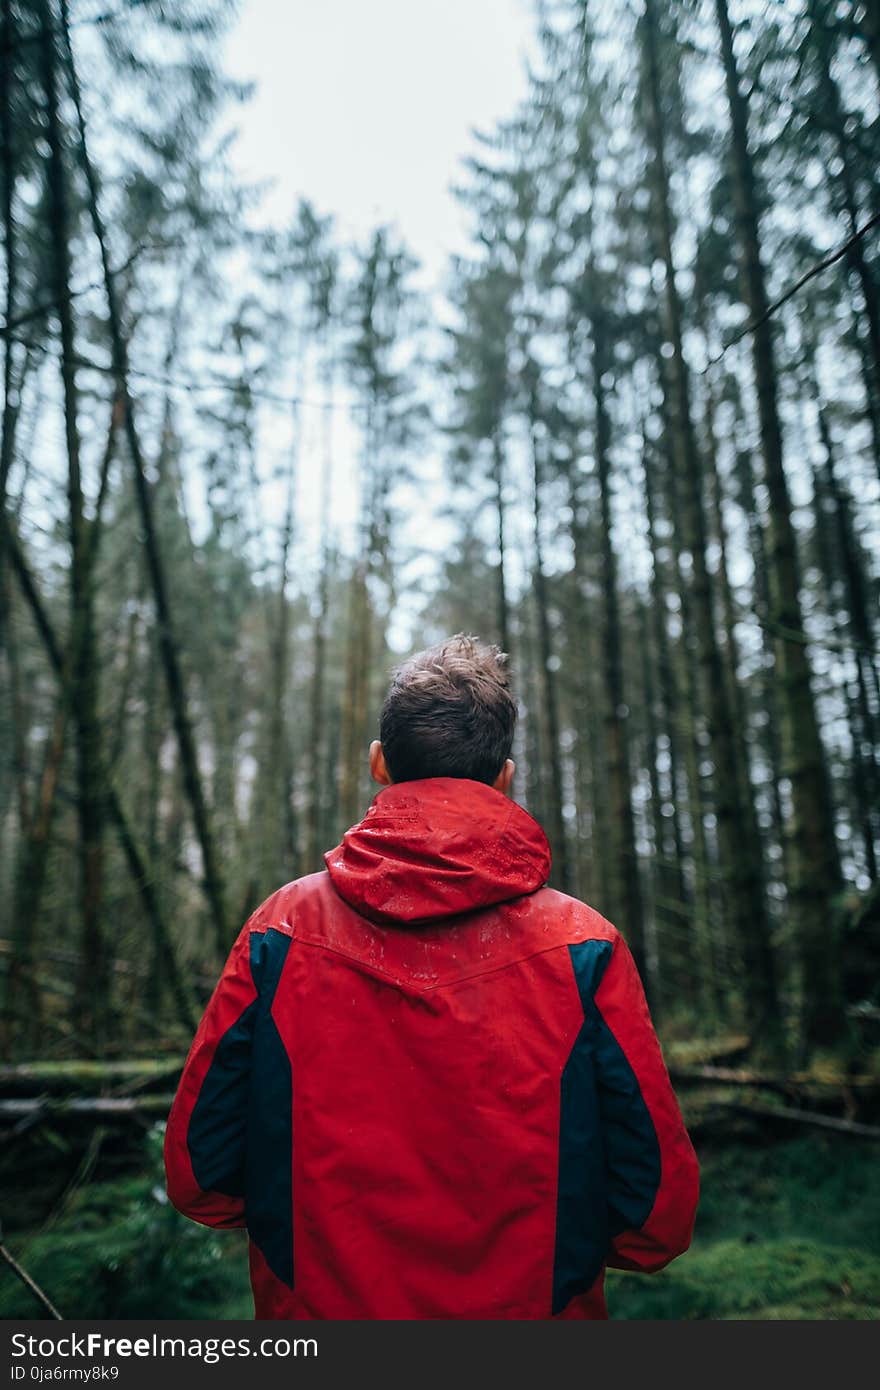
219 0 540 647
223 0 537 290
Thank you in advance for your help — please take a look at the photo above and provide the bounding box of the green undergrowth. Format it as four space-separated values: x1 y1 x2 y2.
0 1131 253 1320
607 1135 880 1319
1 1131 877 1320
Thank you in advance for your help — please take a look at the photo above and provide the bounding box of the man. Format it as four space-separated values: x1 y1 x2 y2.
165 634 699 1319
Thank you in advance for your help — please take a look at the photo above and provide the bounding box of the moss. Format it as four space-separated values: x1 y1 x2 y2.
0 1188 253 1319
607 1135 880 1319
2 1131 878 1319
0 1131 252 1320
608 1240 879 1320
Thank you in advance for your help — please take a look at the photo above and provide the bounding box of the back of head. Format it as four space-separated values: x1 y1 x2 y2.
379 633 516 785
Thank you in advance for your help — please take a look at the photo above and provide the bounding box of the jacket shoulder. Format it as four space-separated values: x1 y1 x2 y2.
240 872 330 939
238 875 621 990
507 886 621 950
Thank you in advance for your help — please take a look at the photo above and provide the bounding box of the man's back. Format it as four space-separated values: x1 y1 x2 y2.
165 777 699 1319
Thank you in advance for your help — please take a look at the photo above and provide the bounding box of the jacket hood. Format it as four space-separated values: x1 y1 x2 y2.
324 777 551 925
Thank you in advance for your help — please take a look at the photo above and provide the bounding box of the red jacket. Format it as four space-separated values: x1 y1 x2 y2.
164 778 698 1319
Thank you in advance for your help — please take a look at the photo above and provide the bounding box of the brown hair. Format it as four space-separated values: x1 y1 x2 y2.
379 634 516 785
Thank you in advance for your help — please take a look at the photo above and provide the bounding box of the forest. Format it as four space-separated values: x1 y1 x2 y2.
0 0 879 1320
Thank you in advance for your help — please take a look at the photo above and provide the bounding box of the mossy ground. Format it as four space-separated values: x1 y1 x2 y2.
2 1130 878 1319
607 1135 880 1319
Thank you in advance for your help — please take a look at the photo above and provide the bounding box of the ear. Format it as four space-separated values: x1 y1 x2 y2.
370 739 392 786
493 758 515 795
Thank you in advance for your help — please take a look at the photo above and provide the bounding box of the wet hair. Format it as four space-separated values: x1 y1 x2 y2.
379 634 516 785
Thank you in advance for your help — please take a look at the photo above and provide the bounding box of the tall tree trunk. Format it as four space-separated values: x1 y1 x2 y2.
339 570 361 831
0 21 29 865
141 623 165 1017
808 0 880 483
642 0 777 1038
520 586 547 830
7 531 199 1037
642 433 702 1009
306 361 334 871
491 430 510 654
714 0 843 1050
38 0 108 1046
641 433 688 912
0 0 18 528
529 411 571 892
810 454 876 884
60 0 229 952
339 564 371 829
730 425 789 890
2 575 29 840
701 367 777 958
639 0 772 1039
108 788 200 1035
258 398 299 892
853 313 880 484
653 402 718 1013
324 689 342 848
637 597 667 1009
841 0 880 95
1 694 66 1054
814 401 878 880
566 461 607 905
589 316 645 974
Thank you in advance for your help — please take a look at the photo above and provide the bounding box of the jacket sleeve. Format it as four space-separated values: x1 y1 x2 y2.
164 922 257 1228
593 933 699 1272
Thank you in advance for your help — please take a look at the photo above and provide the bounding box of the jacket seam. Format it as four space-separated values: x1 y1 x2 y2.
592 984 663 1241
289 930 614 992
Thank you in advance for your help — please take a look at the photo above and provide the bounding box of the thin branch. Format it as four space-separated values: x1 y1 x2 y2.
0 0 162 57
1 241 163 335
701 211 880 373
0 1229 63 1319
0 326 362 413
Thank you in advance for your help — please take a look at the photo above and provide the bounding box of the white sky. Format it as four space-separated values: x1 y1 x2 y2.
219 0 540 648
224 0 537 289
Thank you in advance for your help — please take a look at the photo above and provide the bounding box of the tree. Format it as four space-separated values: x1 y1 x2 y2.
639 0 778 1039
713 0 844 1050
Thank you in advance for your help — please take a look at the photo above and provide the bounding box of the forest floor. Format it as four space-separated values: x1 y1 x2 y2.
1 1127 878 1320
606 1133 879 1318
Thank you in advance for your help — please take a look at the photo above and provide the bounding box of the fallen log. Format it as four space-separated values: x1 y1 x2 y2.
670 1065 880 1093
713 1100 880 1140
664 1034 751 1067
0 1059 182 1089
0 1095 175 1123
